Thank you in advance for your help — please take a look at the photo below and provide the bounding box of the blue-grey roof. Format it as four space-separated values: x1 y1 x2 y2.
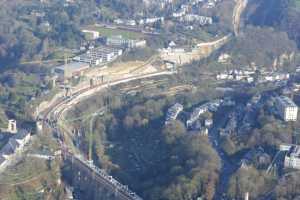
0 130 30 158
277 96 297 107
55 62 89 72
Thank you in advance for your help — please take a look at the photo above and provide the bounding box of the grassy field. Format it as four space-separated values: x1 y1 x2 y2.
85 26 145 40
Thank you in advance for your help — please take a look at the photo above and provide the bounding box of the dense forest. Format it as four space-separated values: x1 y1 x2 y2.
223 26 297 69
246 0 300 48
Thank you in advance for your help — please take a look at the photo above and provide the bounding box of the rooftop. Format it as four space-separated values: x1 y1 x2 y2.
55 62 89 72
0 130 31 158
288 145 300 158
277 96 297 107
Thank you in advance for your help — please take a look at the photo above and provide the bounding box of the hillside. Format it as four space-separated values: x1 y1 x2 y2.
245 0 300 47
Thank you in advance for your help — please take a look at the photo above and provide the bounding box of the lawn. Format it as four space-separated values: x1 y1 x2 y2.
86 26 145 40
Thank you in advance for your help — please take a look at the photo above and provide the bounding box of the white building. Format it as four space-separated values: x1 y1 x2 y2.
284 145 300 170
106 35 146 48
165 103 184 124
73 46 123 66
81 30 100 40
187 106 208 127
275 96 298 122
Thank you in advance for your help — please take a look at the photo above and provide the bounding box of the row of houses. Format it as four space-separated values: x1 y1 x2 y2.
179 14 213 25
164 102 213 136
113 17 164 26
216 69 290 84
105 35 147 49
186 99 223 127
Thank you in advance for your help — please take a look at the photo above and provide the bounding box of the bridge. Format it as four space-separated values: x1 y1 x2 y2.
37 69 178 200
62 150 142 200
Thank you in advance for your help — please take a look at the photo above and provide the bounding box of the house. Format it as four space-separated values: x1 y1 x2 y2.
284 145 300 170
0 130 31 170
204 119 213 127
218 53 231 63
165 103 184 124
0 119 18 134
275 96 298 122
55 62 90 80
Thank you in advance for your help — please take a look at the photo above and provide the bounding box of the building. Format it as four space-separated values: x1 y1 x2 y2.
165 103 184 124
187 106 208 127
204 119 213 127
0 130 31 170
55 62 90 80
284 145 300 169
81 30 100 40
106 35 146 48
73 46 123 66
275 96 298 121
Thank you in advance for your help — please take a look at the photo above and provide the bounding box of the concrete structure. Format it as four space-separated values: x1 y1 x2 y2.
165 103 183 124
275 96 298 122
7 119 17 134
63 151 143 200
284 145 300 169
106 35 146 48
0 130 31 170
36 120 43 134
55 62 90 80
82 30 100 40
204 119 213 127
73 46 123 66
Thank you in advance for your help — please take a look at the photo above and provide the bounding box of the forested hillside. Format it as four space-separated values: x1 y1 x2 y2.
245 0 300 48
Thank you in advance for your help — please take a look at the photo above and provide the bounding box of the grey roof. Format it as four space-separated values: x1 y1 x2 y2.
0 130 30 157
277 96 297 107
288 145 300 158
55 62 89 72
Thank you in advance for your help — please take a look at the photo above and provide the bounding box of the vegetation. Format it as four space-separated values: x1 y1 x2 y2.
65 79 224 200
227 167 276 199
85 26 145 40
0 134 63 200
246 0 300 48
272 171 300 199
223 26 297 69
104 101 220 200
120 47 156 62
